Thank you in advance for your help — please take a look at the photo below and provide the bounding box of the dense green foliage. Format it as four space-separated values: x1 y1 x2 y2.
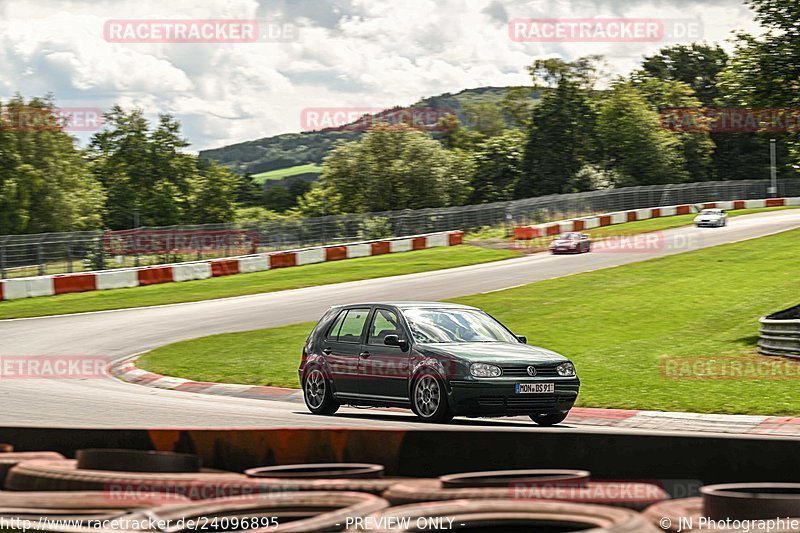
1 100 241 233
0 96 105 234
304 125 472 215
90 108 239 229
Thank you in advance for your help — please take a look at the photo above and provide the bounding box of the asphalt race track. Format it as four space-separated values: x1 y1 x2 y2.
1 210 798 430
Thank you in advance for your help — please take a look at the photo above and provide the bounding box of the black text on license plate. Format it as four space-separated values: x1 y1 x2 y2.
516 382 554 394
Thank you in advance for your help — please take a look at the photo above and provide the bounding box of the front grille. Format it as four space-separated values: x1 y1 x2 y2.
500 365 559 377
478 397 505 407
478 396 557 410
506 397 557 409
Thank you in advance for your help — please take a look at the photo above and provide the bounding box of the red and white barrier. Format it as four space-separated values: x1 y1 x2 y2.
0 230 465 302
173 262 212 282
513 197 800 241
97 269 138 290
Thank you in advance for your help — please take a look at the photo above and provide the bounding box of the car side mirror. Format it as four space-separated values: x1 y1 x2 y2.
516 335 527 344
384 334 409 351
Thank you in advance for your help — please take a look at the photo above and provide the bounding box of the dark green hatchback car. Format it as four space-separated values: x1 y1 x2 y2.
299 302 580 424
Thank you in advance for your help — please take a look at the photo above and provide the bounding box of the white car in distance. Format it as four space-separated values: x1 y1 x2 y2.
694 208 728 227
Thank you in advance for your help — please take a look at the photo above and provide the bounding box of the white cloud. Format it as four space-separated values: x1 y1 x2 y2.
0 0 762 151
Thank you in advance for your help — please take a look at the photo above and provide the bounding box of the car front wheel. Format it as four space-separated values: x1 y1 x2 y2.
411 372 453 423
530 412 569 426
303 367 340 415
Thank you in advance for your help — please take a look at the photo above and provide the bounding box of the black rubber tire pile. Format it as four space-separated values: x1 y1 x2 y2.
1 446 798 532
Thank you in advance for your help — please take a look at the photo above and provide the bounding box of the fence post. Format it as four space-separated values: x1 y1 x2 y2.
0 240 5 279
97 234 106 271
37 242 45 276
66 242 72 273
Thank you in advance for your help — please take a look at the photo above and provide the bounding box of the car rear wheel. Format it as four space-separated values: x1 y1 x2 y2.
530 412 569 426
411 373 453 423
303 368 339 415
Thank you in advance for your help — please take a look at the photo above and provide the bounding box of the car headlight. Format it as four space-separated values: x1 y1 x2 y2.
470 363 502 377
556 362 576 377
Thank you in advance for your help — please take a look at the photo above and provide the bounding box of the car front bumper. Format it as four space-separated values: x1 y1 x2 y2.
447 377 580 417
695 220 722 226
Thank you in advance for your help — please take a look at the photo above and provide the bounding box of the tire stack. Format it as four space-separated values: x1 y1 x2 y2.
1 448 797 532
644 483 800 532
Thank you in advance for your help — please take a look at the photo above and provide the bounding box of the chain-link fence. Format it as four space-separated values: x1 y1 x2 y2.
1 178 798 279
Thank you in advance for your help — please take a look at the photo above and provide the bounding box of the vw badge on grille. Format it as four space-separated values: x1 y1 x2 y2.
526 366 537 377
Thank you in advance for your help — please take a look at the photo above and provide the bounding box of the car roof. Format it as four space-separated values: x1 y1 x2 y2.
330 301 478 310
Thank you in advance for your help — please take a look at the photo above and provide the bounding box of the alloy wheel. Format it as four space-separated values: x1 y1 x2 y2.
305 369 326 409
414 375 441 418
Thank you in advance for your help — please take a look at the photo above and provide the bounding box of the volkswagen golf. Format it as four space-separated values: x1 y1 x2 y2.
298 302 580 424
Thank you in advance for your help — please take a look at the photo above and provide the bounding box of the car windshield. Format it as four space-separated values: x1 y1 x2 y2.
402 308 519 344
560 233 580 240
701 209 720 215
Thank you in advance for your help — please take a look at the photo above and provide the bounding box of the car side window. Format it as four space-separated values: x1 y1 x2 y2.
368 309 402 345
325 310 348 341
335 308 371 343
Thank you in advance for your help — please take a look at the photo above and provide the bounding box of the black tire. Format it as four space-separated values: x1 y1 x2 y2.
411 372 453 423
303 367 340 415
530 412 569 426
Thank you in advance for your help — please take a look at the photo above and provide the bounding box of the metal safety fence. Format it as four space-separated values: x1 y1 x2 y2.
1 178 798 278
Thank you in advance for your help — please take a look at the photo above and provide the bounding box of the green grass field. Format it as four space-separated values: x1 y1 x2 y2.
0 246 518 320
251 164 322 184
138 229 800 415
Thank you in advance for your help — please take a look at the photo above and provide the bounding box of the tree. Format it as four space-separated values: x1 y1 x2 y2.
90 107 239 228
717 1 800 176
0 96 105 234
638 44 728 105
633 77 714 182
188 159 239 224
517 57 600 198
461 102 505 138
501 87 537 129
235 173 263 207
470 129 525 203
302 124 471 215
598 83 689 186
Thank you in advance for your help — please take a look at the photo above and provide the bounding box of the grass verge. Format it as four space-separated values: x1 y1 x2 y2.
138 228 800 415
0 246 519 320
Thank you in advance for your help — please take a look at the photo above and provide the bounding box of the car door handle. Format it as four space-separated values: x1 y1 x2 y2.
359 351 370 358
322 348 332 355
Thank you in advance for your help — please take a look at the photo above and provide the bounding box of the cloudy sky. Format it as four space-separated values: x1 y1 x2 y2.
0 0 763 152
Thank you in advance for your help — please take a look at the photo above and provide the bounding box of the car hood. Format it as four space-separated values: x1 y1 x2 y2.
695 215 721 220
417 342 569 364
552 239 577 246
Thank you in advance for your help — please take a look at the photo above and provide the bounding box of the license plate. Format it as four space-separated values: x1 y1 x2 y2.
516 382 554 394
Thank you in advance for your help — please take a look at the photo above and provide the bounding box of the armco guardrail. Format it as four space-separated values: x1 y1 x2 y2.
513 197 800 240
758 304 800 358
0 231 463 302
